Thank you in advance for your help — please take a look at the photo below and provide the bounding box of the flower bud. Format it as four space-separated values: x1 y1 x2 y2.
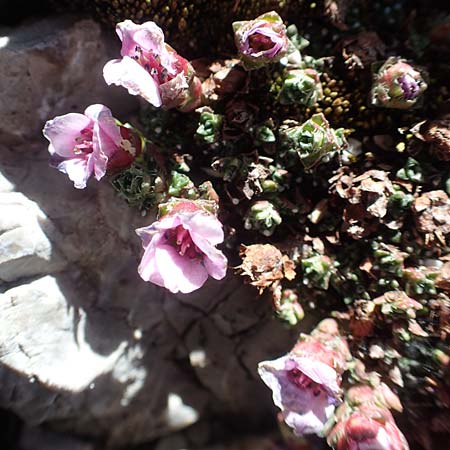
279 69 323 106
327 406 409 450
280 114 347 169
370 57 427 109
244 200 282 236
233 11 289 70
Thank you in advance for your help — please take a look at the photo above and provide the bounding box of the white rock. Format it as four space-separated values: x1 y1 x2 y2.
0 276 126 391
0 193 66 282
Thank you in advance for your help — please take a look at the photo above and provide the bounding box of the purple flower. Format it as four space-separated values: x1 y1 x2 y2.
103 20 201 111
370 57 427 109
135 200 228 294
258 346 341 436
43 104 141 189
233 11 289 70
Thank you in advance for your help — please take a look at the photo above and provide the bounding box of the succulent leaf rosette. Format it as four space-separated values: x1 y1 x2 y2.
279 68 324 106
233 11 289 70
103 20 202 111
244 200 282 236
196 107 223 144
280 113 347 169
370 57 428 109
43 104 142 189
135 199 228 294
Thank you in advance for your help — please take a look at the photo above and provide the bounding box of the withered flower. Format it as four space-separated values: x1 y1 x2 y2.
411 119 450 162
332 169 395 239
237 244 296 292
412 190 450 246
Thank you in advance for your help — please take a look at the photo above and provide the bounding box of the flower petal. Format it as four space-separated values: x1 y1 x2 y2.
258 355 338 437
295 357 340 394
43 113 91 157
84 104 122 149
103 56 162 107
183 212 224 245
138 233 166 287
115 20 178 80
284 398 335 436
86 105 121 180
189 232 227 280
56 154 94 189
117 20 165 58
154 244 208 293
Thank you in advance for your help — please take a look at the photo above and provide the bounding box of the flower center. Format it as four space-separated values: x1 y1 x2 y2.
397 74 420 100
248 32 275 52
287 368 325 397
165 225 203 259
133 45 170 84
133 46 188 85
73 128 93 155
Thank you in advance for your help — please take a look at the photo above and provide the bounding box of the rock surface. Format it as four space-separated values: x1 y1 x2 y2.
0 16 138 146
0 14 305 449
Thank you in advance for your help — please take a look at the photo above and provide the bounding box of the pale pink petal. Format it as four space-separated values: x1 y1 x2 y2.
117 20 176 75
155 244 208 293
284 398 335 436
135 217 183 249
183 212 224 244
138 233 165 287
116 20 165 59
295 357 340 394
84 104 122 148
103 57 162 107
203 249 227 280
189 232 227 280
87 105 121 180
43 113 91 157
56 154 94 189
258 355 338 437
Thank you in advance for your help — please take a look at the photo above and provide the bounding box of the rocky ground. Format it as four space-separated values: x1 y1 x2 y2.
0 16 307 449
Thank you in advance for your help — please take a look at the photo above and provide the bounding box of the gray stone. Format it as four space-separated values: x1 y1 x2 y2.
0 193 66 282
18 427 95 450
0 143 301 447
0 16 138 146
0 15 304 448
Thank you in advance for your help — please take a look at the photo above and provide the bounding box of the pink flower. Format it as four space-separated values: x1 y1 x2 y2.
43 104 141 189
135 200 228 294
327 406 409 450
103 20 201 111
258 340 342 437
233 11 289 70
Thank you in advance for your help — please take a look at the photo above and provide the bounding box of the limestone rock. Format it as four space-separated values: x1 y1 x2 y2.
0 16 138 146
0 15 302 447
0 143 300 447
0 193 66 282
